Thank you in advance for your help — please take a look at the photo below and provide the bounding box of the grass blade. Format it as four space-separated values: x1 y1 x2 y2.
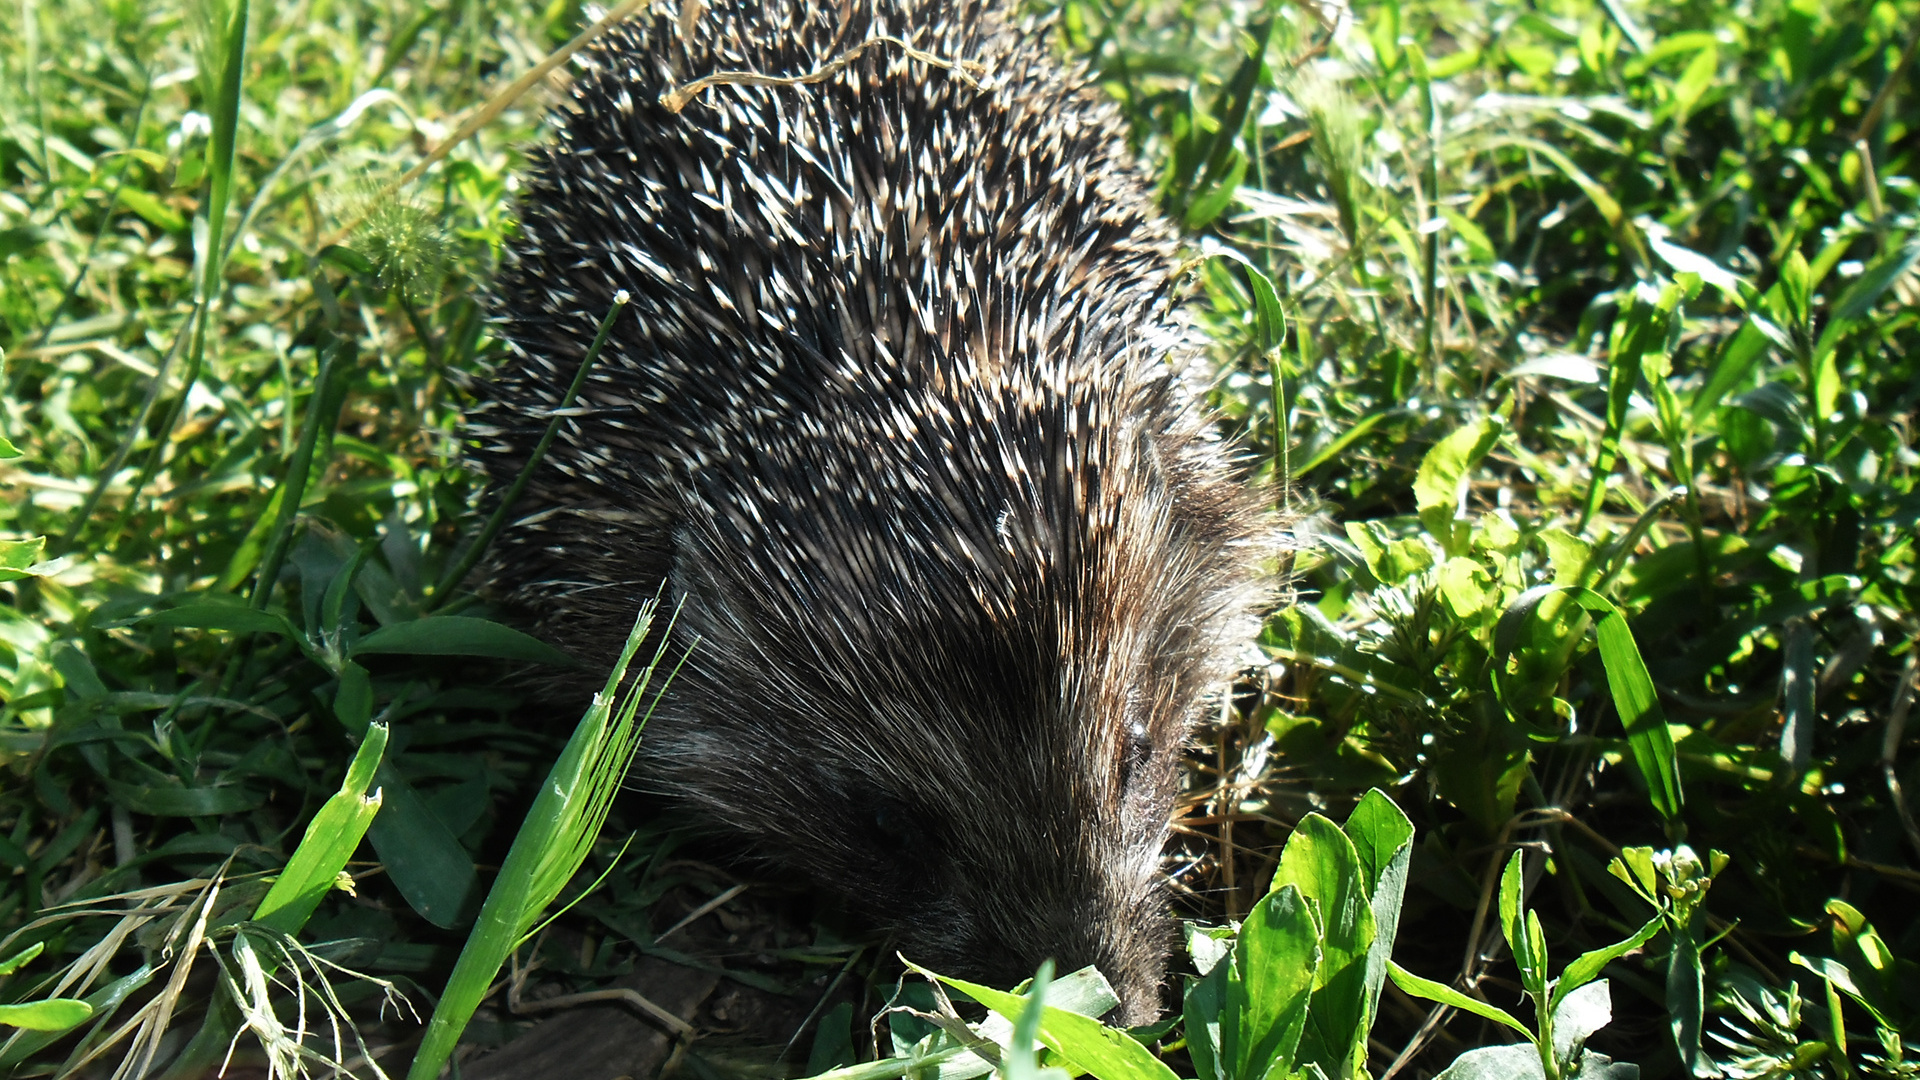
405 600 677 1080
251 722 387 935
427 292 630 609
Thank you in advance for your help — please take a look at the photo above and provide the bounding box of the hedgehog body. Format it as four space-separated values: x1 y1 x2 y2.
466 0 1265 1021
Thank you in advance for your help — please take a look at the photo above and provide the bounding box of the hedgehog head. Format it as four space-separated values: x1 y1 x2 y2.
627 373 1257 1023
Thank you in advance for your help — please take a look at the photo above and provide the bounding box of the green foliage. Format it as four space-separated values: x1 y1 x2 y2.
1392 850 1658 1080
1064 0 1920 1072
407 602 677 1080
1186 790 1414 1080
0 944 91 1034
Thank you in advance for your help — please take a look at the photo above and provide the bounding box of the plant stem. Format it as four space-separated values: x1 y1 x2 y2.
425 292 629 609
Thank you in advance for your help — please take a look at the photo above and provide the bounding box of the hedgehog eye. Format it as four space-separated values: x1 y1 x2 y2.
1118 720 1154 790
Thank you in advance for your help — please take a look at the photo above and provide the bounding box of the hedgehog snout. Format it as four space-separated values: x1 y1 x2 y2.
900 897 1171 1025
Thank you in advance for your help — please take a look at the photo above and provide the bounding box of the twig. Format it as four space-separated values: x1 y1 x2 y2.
1380 999 1457 1080
1851 18 1920 145
1856 138 1887 228
1796 841 1920 886
660 34 987 113
1216 696 1239 916
779 947 863 1063
652 884 747 944
1458 818 1520 977
510 986 695 1037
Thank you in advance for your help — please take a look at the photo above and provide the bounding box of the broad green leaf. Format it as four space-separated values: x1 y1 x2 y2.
1820 900 1901 1027
1344 521 1433 585
1667 930 1707 1077
1413 418 1503 546
0 998 93 1033
351 616 573 665
1184 943 1230 1080
1551 916 1661 1012
1272 815 1376 1078
807 1002 857 1074
925 969 1181 1080
1431 1044 1545 1080
1187 922 1237 977
367 763 478 929
1342 790 1415 898
253 722 387 936
1386 963 1530 1038
1827 900 1895 976
1343 791 1414 1051
1230 884 1319 1080
1030 966 1120 1021
0 537 44 583
1438 557 1494 619
1791 952 1897 1031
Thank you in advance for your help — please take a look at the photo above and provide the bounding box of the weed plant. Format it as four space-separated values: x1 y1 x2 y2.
0 0 1916 1077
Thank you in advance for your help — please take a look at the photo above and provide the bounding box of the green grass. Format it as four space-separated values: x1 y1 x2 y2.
2 0 1918 1077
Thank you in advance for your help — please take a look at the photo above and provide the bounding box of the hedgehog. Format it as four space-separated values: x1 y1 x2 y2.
463 0 1267 1023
